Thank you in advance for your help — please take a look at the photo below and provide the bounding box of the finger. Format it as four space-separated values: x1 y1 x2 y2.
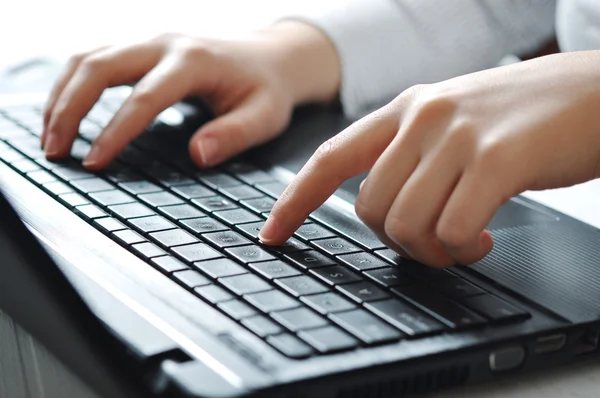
260 103 402 245
44 43 163 160
82 55 196 170
188 90 288 168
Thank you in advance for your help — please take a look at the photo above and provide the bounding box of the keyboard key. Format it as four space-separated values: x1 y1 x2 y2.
182 218 227 234
298 326 358 353
172 243 222 262
266 334 313 359
338 252 391 271
218 300 258 320
193 196 237 212
203 231 251 248
436 279 486 299
58 192 90 207
9 137 45 158
275 275 329 297
109 203 155 219
159 204 205 220
330 309 403 344
393 287 486 329
244 290 300 313
139 191 184 207
270 238 310 254
460 295 529 323
147 167 194 187
104 167 142 183
271 307 328 331
119 180 162 195
150 229 199 248
94 217 127 233
255 181 287 198
224 162 274 184
214 208 261 225
249 260 301 280
220 274 271 295
152 256 189 273
195 285 233 304
173 270 211 288
42 181 74 196
129 215 176 233
301 292 356 315
235 221 265 241
312 237 362 256
294 224 335 241
193 258 246 278
53 165 91 181
131 242 167 259
226 245 275 264
75 204 107 220
402 263 457 282
219 185 263 201
70 139 92 160
71 178 114 193
172 184 213 199
241 197 276 214
337 281 390 303
285 250 335 270
364 268 416 288
309 266 361 286
199 173 241 189
27 170 57 184
375 248 406 265
0 148 26 163
12 159 40 173
242 315 283 337
113 229 147 245
89 190 135 206
365 299 445 336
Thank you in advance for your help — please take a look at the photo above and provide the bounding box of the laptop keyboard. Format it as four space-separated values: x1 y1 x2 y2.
0 92 530 359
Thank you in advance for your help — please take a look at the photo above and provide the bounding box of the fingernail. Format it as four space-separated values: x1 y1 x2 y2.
82 145 102 168
259 215 279 244
198 137 219 166
44 133 62 158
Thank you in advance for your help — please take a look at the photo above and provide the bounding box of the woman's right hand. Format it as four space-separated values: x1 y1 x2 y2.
42 21 341 170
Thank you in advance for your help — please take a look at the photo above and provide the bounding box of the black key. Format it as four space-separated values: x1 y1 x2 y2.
193 258 246 278
193 196 237 212
203 231 251 248
199 173 241 189
393 287 486 329
255 181 287 198
235 221 265 240
461 295 529 322
330 309 403 344
364 267 416 288
219 185 263 201
270 238 310 254
58 192 90 207
375 248 406 265
365 299 445 336
338 252 390 271
12 159 40 173
266 334 313 359
242 315 283 337
104 167 141 183
75 204 107 220
172 243 222 262
172 184 213 199
150 229 199 248
147 167 194 187
271 307 328 331
42 181 73 196
214 208 261 225
223 162 274 184
152 256 189 273
275 275 329 297
182 218 228 234
298 326 358 353
220 274 271 295
218 300 258 320
337 281 390 303
93 217 127 233
312 237 362 256
118 147 156 168
226 245 275 264
89 190 135 206
113 229 146 245
294 224 335 241
436 279 486 299
119 180 162 195
241 197 276 214
109 203 155 219
310 266 361 286
27 170 57 184
249 260 301 280
53 165 91 181
71 177 113 193
173 270 211 288
129 215 176 233
139 191 183 207
195 285 233 304
159 204 205 220
285 250 335 270
301 292 356 315
131 242 167 259
244 290 300 313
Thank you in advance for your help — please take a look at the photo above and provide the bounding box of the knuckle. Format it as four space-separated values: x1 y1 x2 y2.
129 87 159 109
474 138 507 170
152 32 184 44
312 137 342 167
436 221 471 248
355 195 379 228
80 53 110 73
413 91 458 120
67 52 87 67
384 216 413 245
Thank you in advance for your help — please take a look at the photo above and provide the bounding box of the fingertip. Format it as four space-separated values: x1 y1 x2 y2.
82 145 104 170
258 215 281 245
481 230 494 255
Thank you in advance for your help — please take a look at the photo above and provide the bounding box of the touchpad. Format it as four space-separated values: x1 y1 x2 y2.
487 199 559 231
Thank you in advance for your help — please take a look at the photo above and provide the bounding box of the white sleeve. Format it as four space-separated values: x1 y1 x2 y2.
286 0 556 118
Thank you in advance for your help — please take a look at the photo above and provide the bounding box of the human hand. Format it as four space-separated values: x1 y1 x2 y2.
42 21 340 170
260 51 600 267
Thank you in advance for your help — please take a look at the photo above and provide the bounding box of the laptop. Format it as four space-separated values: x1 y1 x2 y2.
0 82 599 398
